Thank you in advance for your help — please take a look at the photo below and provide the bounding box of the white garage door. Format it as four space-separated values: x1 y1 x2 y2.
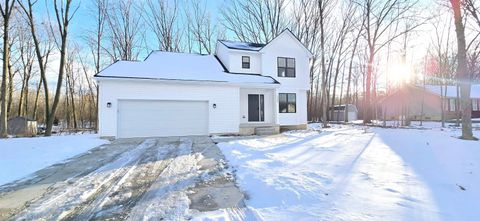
117 100 209 138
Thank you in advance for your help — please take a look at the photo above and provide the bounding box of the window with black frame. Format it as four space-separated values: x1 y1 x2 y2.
242 56 250 69
279 93 296 113
277 57 295 77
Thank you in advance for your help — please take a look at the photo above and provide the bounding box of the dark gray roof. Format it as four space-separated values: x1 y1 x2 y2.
218 40 266 51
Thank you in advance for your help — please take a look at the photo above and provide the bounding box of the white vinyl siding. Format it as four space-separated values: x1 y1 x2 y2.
277 89 307 125
98 79 240 137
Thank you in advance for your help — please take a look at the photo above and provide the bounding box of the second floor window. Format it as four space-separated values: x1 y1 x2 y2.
278 57 295 77
242 56 250 69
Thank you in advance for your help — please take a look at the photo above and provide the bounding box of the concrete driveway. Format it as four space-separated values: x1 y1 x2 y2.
0 136 244 220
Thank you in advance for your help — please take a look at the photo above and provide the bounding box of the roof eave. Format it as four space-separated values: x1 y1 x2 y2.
94 75 280 88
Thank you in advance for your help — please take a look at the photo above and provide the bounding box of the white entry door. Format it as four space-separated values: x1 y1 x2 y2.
117 100 209 138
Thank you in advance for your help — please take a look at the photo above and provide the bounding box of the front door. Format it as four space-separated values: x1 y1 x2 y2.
248 94 264 122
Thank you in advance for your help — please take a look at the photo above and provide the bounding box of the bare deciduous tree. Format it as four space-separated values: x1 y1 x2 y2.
0 0 16 138
358 0 420 123
43 0 78 136
221 0 289 43
104 0 143 60
13 14 36 117
450 0 475 140
18 0 55 125
87 0 108 74
145 0 182 52
291 0 320 120
185 0 218 54
345 3 366 122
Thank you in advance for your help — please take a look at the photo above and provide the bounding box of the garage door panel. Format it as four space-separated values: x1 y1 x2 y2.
118 100 208 138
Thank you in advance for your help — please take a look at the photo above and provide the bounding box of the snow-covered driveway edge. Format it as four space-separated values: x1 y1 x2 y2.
0 134 109 186
1 136 245 220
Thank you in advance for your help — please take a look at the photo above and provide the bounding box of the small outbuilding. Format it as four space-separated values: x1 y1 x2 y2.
329 104 358 122
8 116 37 137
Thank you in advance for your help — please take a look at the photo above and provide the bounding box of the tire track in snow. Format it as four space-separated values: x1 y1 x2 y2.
69 141 179 220
127 138 202 221
11 139 157 221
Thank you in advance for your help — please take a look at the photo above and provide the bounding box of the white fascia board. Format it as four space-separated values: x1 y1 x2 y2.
94 76 280 89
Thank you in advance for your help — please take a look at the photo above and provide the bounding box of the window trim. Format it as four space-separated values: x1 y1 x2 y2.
242 56 250 69
277 57 296 78
448 98 457 112
279 93 297 113
473 99 479 111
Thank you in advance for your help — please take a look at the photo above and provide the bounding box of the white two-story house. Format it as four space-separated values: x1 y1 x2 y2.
96 29 312 138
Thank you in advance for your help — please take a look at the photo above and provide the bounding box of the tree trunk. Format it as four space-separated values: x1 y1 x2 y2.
33 78 43 120
67 73 78 129
65 81 71 129
0 30 8 137
0 0 14 138
24 75 30 117
45 0 73 136
7 62 14 117
18 74 26 117
364 47 375 124
345 23 363 122
451 0 475 140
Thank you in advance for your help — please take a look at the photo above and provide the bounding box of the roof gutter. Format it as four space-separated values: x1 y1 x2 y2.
94 75 281 89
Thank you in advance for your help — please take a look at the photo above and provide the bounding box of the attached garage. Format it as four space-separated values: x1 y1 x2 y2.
117 100 209 138
96 51 280 139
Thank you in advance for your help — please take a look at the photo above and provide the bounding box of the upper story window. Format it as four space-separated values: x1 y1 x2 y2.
278 57 295 77
242 56 250 69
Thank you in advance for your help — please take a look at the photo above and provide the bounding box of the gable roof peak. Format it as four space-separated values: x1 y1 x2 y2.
216 28 312 57
259 29 314 57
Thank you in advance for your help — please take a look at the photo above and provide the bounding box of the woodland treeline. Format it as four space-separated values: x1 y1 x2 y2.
0 0 479 139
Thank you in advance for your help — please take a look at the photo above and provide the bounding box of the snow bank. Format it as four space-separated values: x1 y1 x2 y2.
0 134 109 186
216 125 480 220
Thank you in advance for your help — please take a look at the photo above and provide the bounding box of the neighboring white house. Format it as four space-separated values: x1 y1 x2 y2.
95 29 313 138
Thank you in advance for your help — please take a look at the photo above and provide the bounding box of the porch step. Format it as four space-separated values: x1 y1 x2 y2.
255 127 278 136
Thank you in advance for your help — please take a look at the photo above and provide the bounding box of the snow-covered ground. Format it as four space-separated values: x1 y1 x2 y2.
204 124 480 220
0 134 109 186
1 136 240 220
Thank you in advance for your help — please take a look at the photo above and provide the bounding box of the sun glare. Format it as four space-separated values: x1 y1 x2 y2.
388 63 414 85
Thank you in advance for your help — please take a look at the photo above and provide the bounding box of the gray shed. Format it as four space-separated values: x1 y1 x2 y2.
8 116 37 137
329 104 359 122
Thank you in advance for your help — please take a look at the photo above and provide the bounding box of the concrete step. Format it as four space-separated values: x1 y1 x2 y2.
255 127 278 136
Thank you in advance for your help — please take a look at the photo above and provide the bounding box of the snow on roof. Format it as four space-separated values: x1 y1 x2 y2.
218 40 266 51
421 85 480 98
96 51 278 84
